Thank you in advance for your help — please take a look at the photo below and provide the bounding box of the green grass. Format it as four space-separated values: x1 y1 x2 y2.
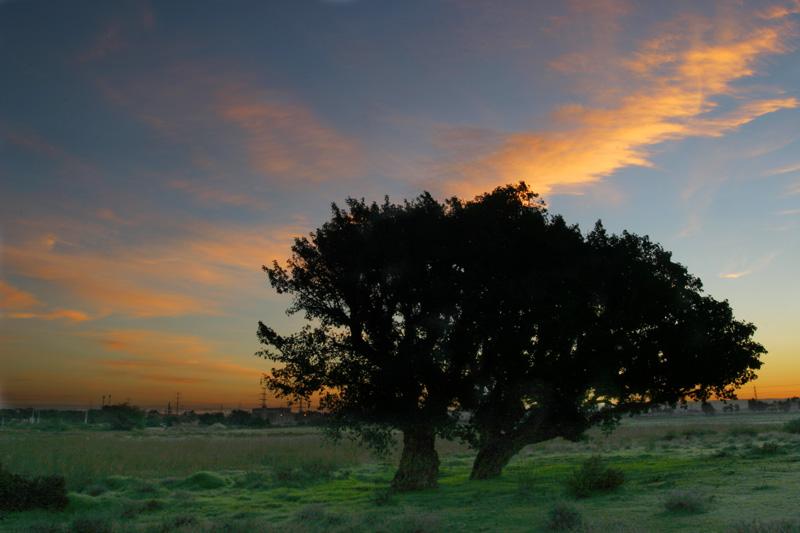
2 414 800 531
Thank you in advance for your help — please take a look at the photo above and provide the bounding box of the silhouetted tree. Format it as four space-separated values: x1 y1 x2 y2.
99 403 146 430
198 412 226 426
258 182 766 488
258 192 471 491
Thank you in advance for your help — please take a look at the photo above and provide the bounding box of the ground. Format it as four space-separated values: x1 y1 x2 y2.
2 412 800 531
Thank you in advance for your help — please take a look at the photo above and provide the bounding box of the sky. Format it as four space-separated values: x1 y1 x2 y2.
1 0 799 411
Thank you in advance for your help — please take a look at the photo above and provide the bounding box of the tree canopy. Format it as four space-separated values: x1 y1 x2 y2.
257 182 765 489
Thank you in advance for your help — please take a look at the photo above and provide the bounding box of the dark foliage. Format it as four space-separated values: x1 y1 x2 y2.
0 462 69 512
98 403 146 430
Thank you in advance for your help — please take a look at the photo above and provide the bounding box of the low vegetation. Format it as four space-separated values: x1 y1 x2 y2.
2 412 800 531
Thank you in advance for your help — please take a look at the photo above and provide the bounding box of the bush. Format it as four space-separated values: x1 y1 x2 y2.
545 502 584 531
172 471 229 490
662 489 711 513
728 426 759 438
98 403 146 430
372 487 396 506
782 419 800 434
0 462 69 512
564 456 625 498
268 458 339 488
745 442 783 457
682 428 716 439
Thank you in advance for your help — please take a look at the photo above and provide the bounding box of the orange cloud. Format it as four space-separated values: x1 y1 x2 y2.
3 212 302 319
5 308 101 324
81 329 214 359
139 375 208 384
216 85 363 185
433 4 799 197
0 280 40 310
92 63 363 197
81 329 263 388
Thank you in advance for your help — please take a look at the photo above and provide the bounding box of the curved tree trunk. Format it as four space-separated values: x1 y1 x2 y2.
469 433 526 480
391 426 440 491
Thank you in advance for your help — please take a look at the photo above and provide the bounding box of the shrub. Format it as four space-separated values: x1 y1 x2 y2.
545 502 584 531
0 462 69 512
682 428 716 439
270 458 338 488
745 442 783 457
564 456 625 498
782 419 800 434
172 471 229 490
662 489 711 513
728 426 759 438
98 403 146 430
372 487 396 506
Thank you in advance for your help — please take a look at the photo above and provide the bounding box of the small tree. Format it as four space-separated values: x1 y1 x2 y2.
99 403 146 430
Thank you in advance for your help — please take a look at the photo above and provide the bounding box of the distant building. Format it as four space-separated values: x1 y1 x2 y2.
252 406 293 426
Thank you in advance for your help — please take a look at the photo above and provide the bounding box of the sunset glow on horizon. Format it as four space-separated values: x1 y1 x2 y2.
1 0 799 410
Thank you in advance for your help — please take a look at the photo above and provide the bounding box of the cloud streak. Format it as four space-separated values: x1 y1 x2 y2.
719 251 781 279
433 4 799 197
3 214 303 319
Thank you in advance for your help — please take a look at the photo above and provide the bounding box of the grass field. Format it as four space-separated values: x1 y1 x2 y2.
3 412 800 532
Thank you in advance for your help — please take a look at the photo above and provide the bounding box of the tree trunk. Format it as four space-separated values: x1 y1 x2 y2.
391 426 440 491
469 433 525 480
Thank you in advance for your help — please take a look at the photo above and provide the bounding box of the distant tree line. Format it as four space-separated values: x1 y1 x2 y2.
0 404 276 430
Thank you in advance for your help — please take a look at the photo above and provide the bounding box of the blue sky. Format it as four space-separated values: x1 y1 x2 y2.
1 0 799 409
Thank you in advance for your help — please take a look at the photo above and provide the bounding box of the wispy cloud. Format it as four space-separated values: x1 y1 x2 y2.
5 309 106 324
3 213 302 319
216 84 363 185
763 162 800 176
92 63 363 199
0 280 40 310
719 251 780 279
433 4 799 197
83 328 264 385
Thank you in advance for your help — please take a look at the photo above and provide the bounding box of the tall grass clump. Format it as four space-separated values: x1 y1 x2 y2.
564 456 625 499
0 462 69 512
545 502 584 531
662 489 711 514
727 426 759 438
745 442 783 457
781 419 800 434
